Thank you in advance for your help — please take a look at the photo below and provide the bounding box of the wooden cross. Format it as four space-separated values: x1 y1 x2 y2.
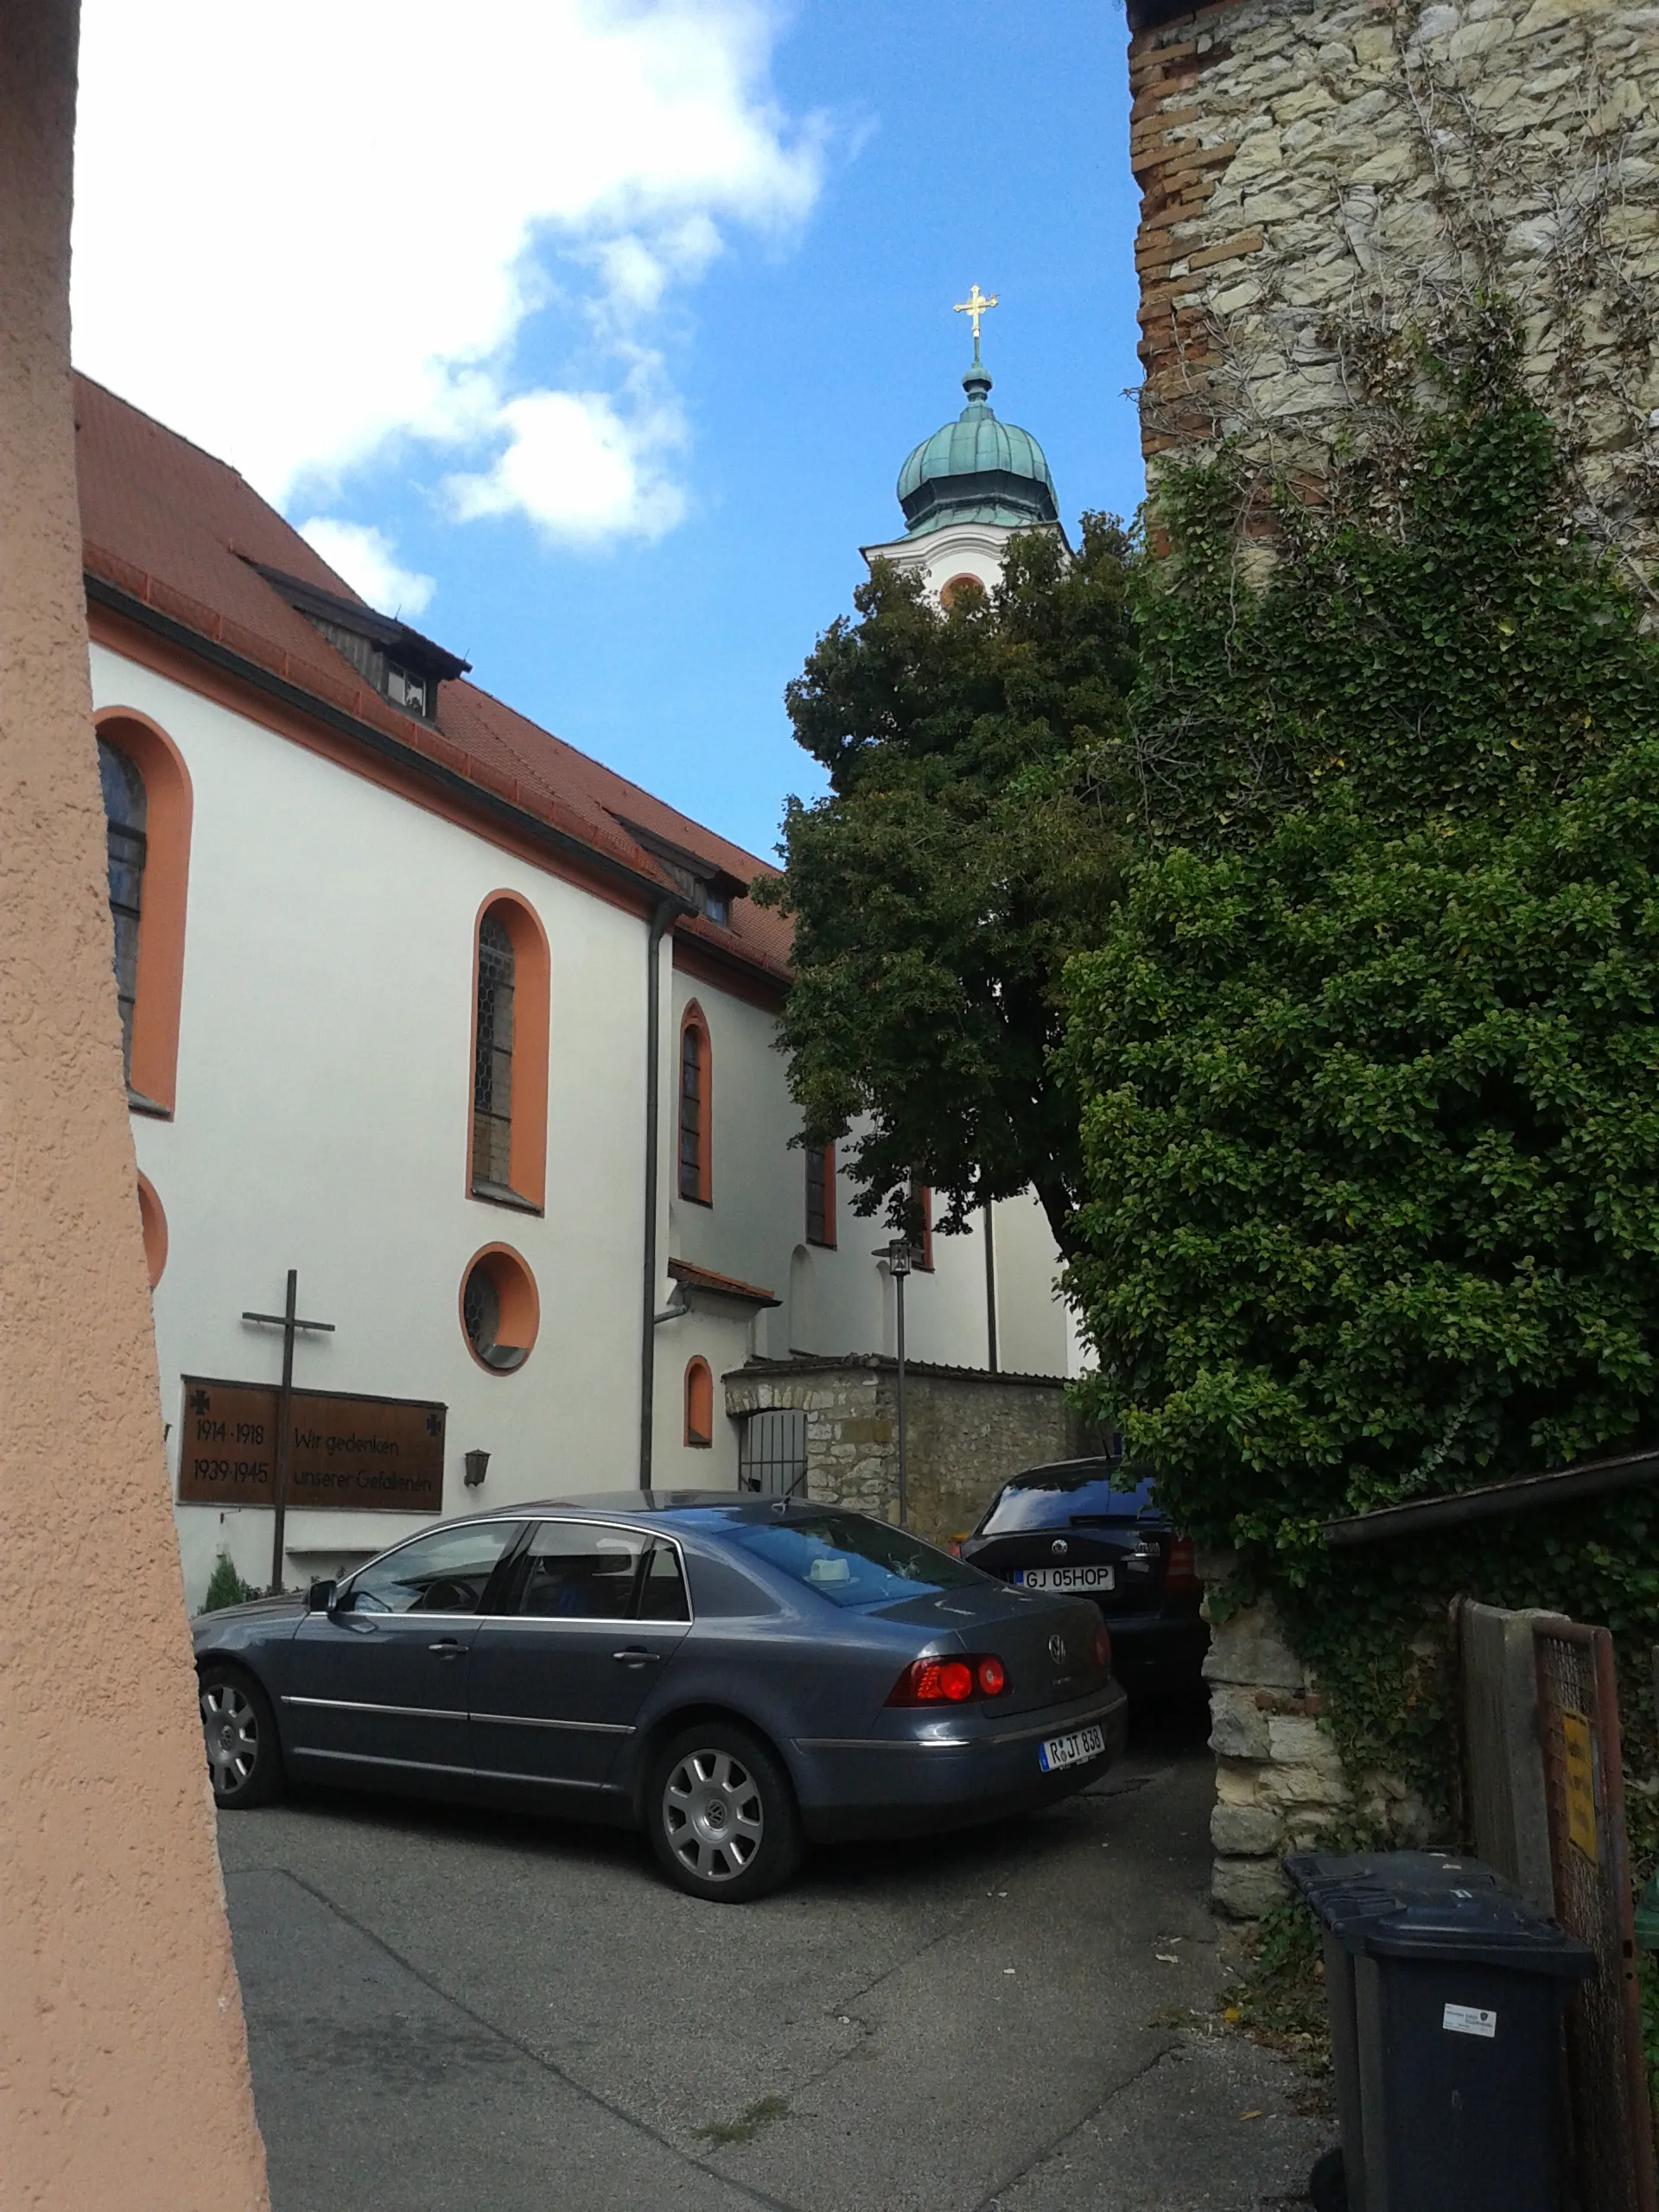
953 283 999 353
243 1268 335 1590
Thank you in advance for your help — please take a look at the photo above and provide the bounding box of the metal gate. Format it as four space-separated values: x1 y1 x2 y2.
1535 1621 1656 2212
739 1409 807 1498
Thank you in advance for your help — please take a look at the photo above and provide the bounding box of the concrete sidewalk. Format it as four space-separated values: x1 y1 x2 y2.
219 1722 1332 2211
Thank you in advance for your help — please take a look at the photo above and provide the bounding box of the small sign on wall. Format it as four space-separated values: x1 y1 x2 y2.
177 1376 446 1512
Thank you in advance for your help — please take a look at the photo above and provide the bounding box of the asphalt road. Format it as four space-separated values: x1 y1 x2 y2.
218 1715 1332 2212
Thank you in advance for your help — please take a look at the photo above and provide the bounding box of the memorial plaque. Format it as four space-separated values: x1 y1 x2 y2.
176 1379 276 1506
178 1378 446 1512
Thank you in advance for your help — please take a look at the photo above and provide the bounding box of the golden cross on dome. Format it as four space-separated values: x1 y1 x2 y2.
953 283 999 355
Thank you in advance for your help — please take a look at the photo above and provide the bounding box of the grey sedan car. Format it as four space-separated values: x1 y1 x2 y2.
194 1494 1129 1902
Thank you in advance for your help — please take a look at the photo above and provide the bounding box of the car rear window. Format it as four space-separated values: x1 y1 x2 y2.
980 1473 1149 1535
731 1513 985 1609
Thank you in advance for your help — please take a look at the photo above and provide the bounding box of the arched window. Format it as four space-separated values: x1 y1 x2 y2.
472 913 515 1189
92 709 193 1114
805 1140 836 1248
468 895 550 1210
908 1177 934 1272
99 739 146 1080
678 1003 711 1204
684 1357 714 1448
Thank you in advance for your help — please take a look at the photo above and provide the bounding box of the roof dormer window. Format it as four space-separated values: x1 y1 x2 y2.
385 663 428 716
245 559 469 726
613 815 747 931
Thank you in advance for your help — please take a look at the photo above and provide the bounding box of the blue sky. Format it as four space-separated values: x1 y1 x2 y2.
73 1 1143 861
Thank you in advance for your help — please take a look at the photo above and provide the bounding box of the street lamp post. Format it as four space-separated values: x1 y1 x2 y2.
885 1238 912 1527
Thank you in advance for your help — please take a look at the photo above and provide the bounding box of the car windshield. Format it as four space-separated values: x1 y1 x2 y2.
980 1471 1150 1535
732 1513 986 1610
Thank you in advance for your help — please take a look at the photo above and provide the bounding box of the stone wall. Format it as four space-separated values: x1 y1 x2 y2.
723 1356 1095 1542
1200 1551 1435 1914
1128 0 1659 602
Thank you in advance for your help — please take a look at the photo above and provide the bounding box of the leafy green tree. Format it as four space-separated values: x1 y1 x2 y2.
1060 318 1659 1578
756 518 1137 1253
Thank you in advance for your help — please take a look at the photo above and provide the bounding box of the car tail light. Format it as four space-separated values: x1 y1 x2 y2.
1093 1624 1112 1675
1165 1535 1198 1592
887 1653 1009 1705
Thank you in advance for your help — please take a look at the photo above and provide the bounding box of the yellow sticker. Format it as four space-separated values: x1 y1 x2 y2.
1561 1709 1598 1864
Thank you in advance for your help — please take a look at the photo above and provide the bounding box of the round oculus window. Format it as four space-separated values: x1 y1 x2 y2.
460 1245 538 1373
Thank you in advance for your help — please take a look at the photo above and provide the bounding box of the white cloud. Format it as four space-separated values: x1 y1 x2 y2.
71 0 822 547
446 354 687 543
296 519 436 618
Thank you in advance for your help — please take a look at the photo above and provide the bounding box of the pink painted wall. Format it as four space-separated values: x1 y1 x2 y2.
0 7 269 2202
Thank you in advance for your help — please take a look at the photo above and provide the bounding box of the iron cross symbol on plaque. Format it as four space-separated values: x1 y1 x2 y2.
242 1268 335 1592
953 283 999 354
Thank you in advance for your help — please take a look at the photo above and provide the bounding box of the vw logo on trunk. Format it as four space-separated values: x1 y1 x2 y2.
1051 1538 1069 1557
1048 1633 1067 1664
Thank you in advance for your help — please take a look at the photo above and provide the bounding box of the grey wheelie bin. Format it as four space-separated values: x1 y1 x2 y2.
1285 1849 1594 2212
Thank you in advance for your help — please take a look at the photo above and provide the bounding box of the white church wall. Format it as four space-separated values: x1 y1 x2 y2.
988 1191 1071 1378
650 1300 752 1494
666 968 1074 1387
92 643 654 1607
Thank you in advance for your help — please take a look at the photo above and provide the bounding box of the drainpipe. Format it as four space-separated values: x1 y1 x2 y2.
639 896 681 1490
982 1197 999 1373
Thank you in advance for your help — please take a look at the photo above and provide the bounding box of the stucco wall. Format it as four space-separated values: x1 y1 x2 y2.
725 1357 1096 1542
0 9 268 2199
93 641 657 1599
1129 0 1659 602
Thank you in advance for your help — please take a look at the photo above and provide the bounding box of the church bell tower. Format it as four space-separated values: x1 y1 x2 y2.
861 287 1066 608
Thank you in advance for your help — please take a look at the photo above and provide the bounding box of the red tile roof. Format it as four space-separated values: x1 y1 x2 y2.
668 1259 781 1308
74 374 791 987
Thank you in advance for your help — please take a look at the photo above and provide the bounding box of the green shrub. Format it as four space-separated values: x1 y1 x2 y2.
201 1550 260 1613
1062 310 1659 1821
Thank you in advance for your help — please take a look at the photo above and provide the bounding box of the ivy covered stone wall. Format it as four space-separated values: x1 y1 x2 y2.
1118 0 1659 1916
1129 0 1659 603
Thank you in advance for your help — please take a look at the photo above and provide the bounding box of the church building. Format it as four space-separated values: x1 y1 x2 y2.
78 321 1081 1609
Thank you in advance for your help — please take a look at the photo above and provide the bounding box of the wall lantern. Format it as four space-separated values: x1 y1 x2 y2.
463 1448 490 1488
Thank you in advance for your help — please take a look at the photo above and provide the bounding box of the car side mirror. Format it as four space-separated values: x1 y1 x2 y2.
307 1578 338 1612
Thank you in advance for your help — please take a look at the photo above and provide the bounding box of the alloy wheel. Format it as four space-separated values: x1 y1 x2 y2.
200 1679 259 1794
662 1746 764 1883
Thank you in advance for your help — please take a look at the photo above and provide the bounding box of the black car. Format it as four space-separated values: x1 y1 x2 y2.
195 1494 1128 1903
956 1459 1208 1702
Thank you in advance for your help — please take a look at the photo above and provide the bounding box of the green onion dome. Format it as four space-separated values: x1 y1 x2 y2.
895 360 1058 537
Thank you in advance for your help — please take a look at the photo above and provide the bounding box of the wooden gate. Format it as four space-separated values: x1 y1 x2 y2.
1534 1621 1655 2212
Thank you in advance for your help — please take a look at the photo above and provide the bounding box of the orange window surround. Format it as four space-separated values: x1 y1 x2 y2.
94 709 192 1115
911 1179 934 1271
684 1357 714 1447
459 1243 541 1374
136 1172 168 1289
467 893 550 1211
678 1002 711 1205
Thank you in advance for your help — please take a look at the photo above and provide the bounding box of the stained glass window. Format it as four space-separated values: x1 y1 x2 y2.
678 1020 705 1200
472 912 515 1190
97 738 147 1084
805 1141 836 1247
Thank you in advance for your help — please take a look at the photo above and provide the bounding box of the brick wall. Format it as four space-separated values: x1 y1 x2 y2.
1129 0 1659 600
